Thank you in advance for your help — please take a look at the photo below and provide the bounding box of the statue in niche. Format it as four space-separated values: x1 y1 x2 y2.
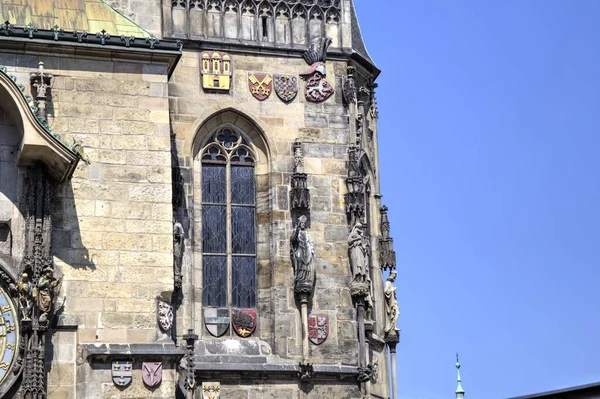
37 267 62 322
16 273 33 321
290 215 316 294
173 221 184 290
348 221 370 284
384 271 400 335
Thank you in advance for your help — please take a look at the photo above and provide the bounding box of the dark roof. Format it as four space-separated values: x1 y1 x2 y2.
349 0 376 68
507 381 600 399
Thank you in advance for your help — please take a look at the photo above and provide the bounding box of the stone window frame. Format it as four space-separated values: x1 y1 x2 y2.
192 112 271 339
198 126 258 309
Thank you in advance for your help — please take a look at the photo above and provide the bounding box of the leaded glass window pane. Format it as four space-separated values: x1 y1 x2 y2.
231 206 255 254
203 255 227 307
202 164 226 203
231 166 255 205
232 257 256 308
201 127 257 315
202 205 226 253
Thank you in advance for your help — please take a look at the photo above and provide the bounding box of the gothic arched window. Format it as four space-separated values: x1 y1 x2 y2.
200 127 257 309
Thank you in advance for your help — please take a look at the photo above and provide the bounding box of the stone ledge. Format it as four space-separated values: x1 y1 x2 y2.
192 362 360 381
81 343 185 360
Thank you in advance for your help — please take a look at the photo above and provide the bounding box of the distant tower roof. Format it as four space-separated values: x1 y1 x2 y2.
456 353 465 399
349 0 377 68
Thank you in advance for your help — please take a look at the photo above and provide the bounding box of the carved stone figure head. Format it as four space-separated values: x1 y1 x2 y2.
298 215 307 229
388 271 397 282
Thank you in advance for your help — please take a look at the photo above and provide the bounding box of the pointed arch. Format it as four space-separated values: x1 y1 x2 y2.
258 1 274 41
240 0 257 40
291 3 308 45
325 6 340 47
308 5 325 41
191 107 272 166
275 2 291 44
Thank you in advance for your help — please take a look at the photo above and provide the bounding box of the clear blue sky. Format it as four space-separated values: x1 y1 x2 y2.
356 1 600 398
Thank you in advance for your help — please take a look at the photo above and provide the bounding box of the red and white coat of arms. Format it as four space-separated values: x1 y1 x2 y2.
308 314 329 345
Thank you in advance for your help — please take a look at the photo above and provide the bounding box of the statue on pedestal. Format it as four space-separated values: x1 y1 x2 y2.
384 271 400 335
348 221 370 284
37 267 62 323
16 273 33 321
290 215 316 295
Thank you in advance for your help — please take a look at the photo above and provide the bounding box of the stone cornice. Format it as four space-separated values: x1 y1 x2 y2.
0 24 182 77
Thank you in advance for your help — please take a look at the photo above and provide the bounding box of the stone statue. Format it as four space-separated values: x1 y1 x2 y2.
290 215 316 294
37 267 62 323
384 271 400 335
173 221 184 289
348 221 370 283
16 273 33 321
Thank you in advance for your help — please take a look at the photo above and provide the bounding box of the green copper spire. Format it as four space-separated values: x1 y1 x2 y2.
455 353 465 399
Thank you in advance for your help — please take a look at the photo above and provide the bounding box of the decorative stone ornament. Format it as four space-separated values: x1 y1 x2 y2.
248 73 273 101
202 382 221 399
345 145 367 225
342 66 357 105
231 308 257 338
142 362 163 388
298 362 315 383
157 299 173 332
204 308 230 337
290 139 310 211
300 37 334 103
200 51 232 92
379 206 396 271
112 361 133 387
307 314 328 345
274 74 298 102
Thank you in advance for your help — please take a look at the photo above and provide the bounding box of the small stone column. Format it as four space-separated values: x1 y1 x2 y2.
351 281 372 383
386 330 400 399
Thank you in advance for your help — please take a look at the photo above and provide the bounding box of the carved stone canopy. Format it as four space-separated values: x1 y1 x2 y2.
0 68 79 181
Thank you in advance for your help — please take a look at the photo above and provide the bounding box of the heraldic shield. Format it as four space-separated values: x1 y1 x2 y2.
274 74 298 103
308 314 329 345
142 362 162 388
232 309 257 338
112 361 133 387
202 382 221 399
248 73 273 101
204 308 230 337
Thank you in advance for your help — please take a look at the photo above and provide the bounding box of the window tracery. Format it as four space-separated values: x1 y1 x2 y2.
200 128 257 310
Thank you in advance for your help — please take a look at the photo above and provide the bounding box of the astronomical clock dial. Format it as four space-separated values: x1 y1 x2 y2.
0 286 18 383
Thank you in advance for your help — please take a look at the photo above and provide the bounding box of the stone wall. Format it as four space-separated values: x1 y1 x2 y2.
170 48 373 369
0 51 177 398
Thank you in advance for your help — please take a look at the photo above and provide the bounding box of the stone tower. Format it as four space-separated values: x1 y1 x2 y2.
0 0 399 397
